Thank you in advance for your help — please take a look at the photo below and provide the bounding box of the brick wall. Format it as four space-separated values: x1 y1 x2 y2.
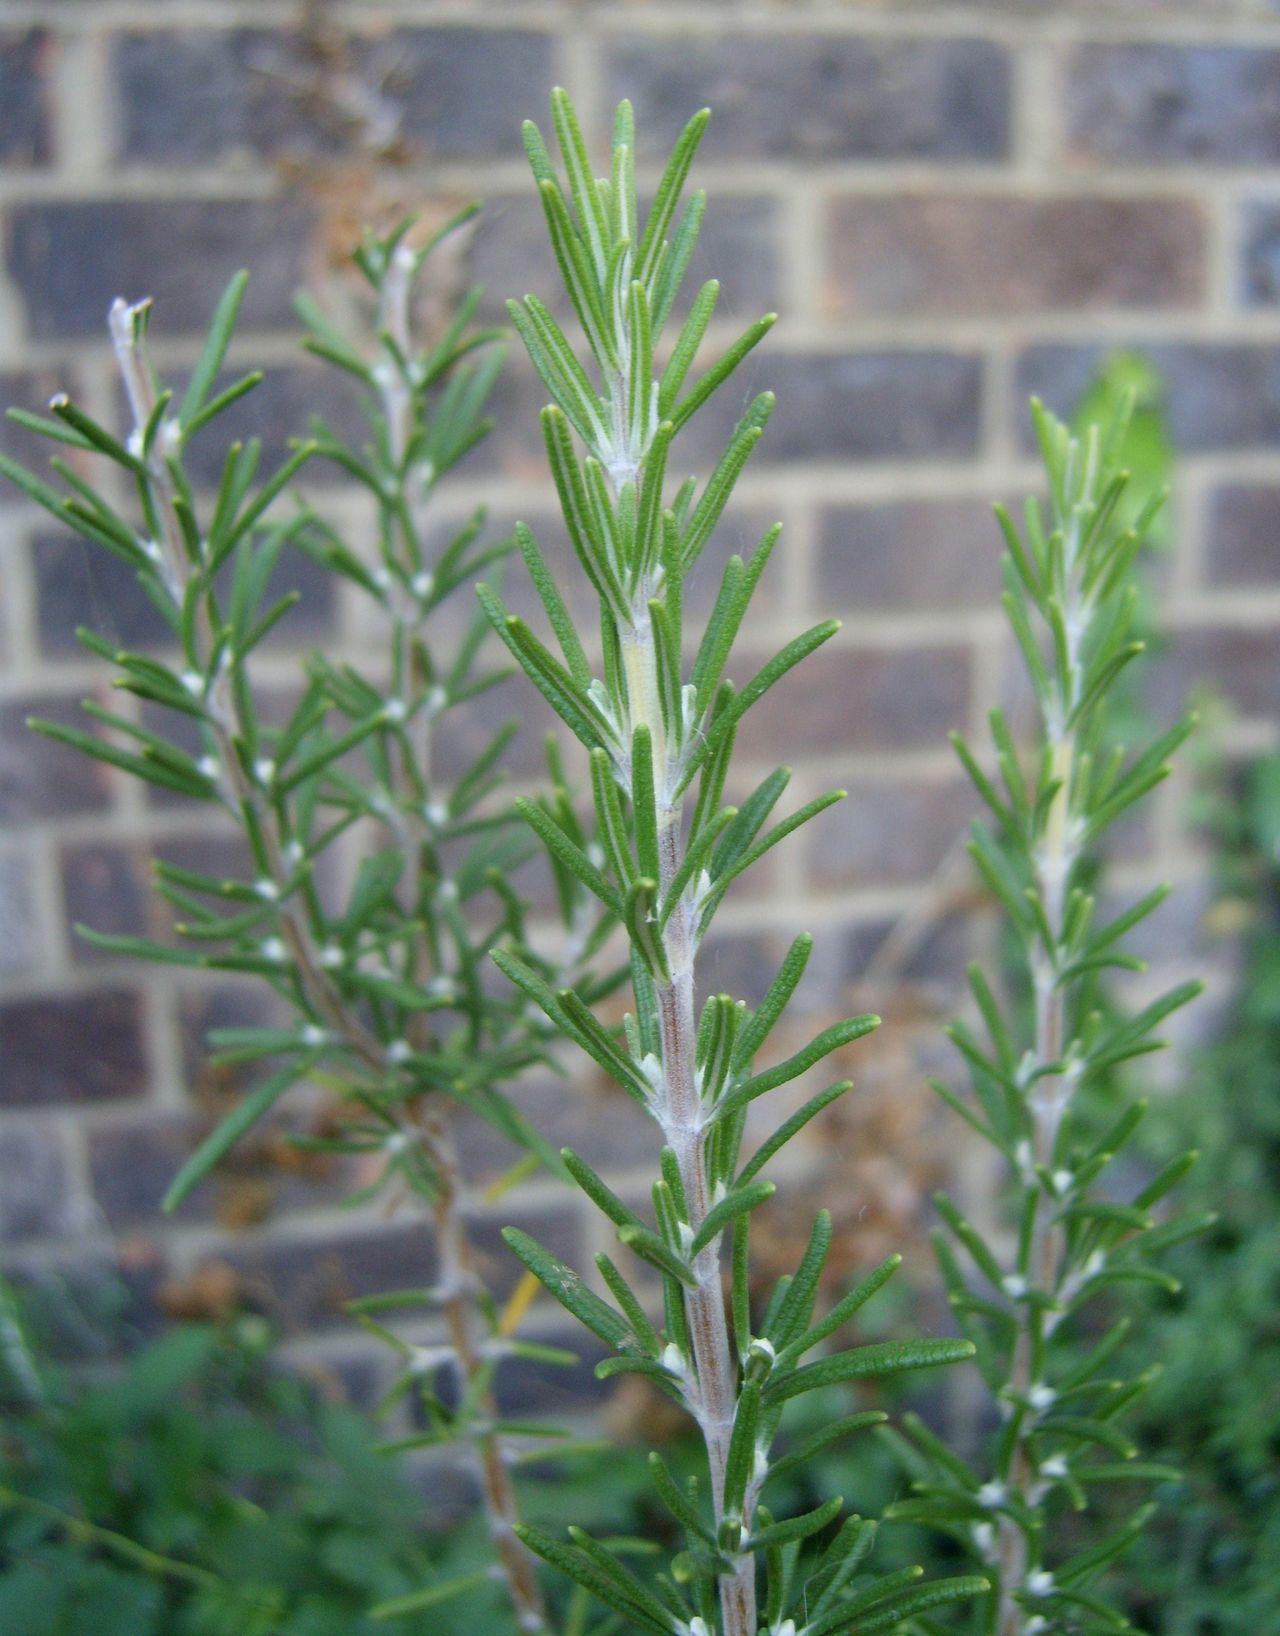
2 1 1277 1420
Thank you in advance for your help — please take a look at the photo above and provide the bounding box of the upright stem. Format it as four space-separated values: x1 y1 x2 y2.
996 735 1075 1636
634 619 756 1636
420 1107 548 1634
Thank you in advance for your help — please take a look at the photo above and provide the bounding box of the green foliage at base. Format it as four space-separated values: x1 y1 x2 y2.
0 1291 489 1636
1098 754 1280 1635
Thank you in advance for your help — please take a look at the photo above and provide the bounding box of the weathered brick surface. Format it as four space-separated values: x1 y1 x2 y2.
1239 201 1280 305
0 695 114 822
757 352 984 465
116 28 552 165
825 195 1206 317
471 193 781 324
1205 484 1280 586
7 199 317 340
88 1113 209 1226
1065 45 1280 166
817 498 1002 612
60 842 155 963
608 35 1011 161
736 643 971 757
808 775 977 889
0 30 53 167
0 989 148 1107
1147 625 1280 722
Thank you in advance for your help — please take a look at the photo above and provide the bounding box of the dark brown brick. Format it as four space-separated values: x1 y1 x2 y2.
760 352 984 465
61 842 156 965
607 35 1010 162
817 498 1002 612
0 988 148 1107
33 524 336 660
178 362 366 490
0 30 53 167
88 1113 209 1227
115 28 551 165
376 29 556 159
33 532 172 657
808 774 976 889
1240 201 1280 306
115 30 351 165
6 198 316 339
177 978 283 1103
0 694 114 822
825 195 1205 317
1015 342 1280 453
1204 483 1280 586
1146 624 1280 722
432 661 558 785
0 1124 75 1240
0 369 78 467
1065 45 1280 166
467 1201 582 1304
698 930 791 1011
734 643 971 759
223 1195 575 1331
491 1325 608 1419
453 1076 654 1184
836 907 972 991
224 1220 438 1331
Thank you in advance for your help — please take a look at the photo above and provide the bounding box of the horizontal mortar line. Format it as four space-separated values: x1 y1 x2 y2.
1163 592 1280 625
3 0 1280 44
0 170 283 205
777 310 1280 348
811 169 1264 200
74 2 577 33
709 880 966 933
1170 446 1280 482
558 3 1280 46
16 0 1277 49
12 154 1275 217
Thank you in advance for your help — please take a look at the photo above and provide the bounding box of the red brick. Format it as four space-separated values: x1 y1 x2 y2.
733 644 971 759
0 30 53 167
825 195 1205 317
817 498 1002 612
1203 484 1280 587
1065 45 1280 166
808 775 977 890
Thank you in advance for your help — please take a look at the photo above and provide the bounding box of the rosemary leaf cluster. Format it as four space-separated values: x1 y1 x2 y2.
484 89 985 1636
0 215 606 1634
890 401 1206 1636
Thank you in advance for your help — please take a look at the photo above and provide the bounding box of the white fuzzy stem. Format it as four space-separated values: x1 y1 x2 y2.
625 616 757 1636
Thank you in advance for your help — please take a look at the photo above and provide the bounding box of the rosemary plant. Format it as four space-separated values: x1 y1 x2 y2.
0 214 610 1634
482 89 986 1636
890 401 1206 1635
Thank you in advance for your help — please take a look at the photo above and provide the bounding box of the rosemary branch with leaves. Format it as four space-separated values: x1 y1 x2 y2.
0 215 615 1634
891 400 1207 1636
482 89 986 1636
